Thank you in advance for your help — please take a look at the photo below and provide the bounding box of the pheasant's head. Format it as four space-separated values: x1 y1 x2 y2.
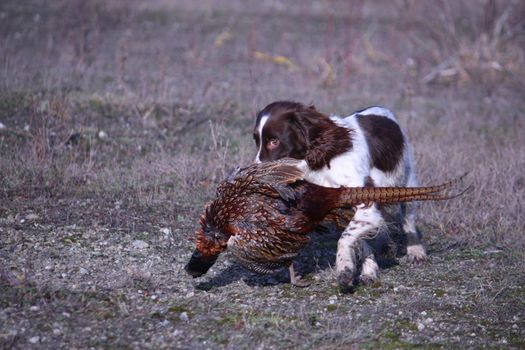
185 208 231 278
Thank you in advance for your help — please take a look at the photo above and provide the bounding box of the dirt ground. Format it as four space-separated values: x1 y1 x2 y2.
1 1 524 349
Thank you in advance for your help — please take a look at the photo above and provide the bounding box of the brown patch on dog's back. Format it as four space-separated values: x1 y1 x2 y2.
357 114 404 172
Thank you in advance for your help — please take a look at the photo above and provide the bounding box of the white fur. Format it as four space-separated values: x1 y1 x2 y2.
302 107 420 283
407 244 426 262
304 108 405 188
354 106 395 120
361 256 379 281
254 115 269 163
304 115 370 187
360 240 378 282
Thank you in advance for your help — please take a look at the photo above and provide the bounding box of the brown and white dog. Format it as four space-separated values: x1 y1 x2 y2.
253 101 422 289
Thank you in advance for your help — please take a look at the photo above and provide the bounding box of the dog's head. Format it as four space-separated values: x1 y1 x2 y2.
253 101 351 170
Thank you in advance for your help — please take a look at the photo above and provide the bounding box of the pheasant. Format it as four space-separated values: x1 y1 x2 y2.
185 158 467 286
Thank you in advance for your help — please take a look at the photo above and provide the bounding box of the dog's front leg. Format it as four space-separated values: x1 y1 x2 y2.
336 205 383 292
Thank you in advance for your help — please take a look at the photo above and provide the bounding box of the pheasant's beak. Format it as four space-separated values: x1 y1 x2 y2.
185 250 218 278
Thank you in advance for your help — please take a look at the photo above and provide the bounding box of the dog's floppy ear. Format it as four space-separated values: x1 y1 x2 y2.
287 112 309 147
293 107 352 171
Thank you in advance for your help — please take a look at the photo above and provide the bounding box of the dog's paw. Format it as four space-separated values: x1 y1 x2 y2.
337 268 356 294
359 256 379 286
406 244 427 264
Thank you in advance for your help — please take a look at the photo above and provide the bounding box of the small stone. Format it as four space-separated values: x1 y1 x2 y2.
420 311 427 316
173 329 183 337
25 213 39 220
160 227 171 235
417 322 425 331
393 285 407 292
29 336 40 344
132 240 149 249
179 312 189 322
98 130 108 139
30 306 40 312
79 267 88 275
185 291 194 298
0 122 5 129
53 329 61 336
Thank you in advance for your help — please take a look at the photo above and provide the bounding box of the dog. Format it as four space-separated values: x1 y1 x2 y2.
253 101 422 290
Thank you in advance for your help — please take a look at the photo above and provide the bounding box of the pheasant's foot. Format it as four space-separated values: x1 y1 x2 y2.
288 264 310 288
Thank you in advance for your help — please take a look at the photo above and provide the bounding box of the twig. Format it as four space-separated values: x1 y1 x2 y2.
490 286 508 303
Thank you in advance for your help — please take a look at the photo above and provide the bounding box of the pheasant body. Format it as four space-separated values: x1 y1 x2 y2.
186 159 465 279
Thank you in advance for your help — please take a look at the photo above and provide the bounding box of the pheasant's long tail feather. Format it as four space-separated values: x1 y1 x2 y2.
339 173 471 207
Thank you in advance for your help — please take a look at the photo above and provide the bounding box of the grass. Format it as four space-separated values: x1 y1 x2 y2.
1 0 524 349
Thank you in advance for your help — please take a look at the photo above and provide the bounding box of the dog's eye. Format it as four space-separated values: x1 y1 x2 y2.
267 138 280 150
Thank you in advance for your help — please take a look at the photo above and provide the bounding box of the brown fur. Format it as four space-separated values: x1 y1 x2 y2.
254 101 352 170
356 114 405 172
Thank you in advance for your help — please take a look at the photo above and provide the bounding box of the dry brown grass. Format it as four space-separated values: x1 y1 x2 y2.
1 0 524 348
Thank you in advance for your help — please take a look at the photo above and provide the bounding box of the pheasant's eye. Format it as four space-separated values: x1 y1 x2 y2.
267 138 279 150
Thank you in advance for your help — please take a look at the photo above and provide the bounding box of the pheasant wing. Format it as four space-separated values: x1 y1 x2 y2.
243 158 306 201
236 158 305 185
227 224 309 275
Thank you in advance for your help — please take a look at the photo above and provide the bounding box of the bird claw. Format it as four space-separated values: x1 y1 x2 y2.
288 264 310 287
291 275 310 288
